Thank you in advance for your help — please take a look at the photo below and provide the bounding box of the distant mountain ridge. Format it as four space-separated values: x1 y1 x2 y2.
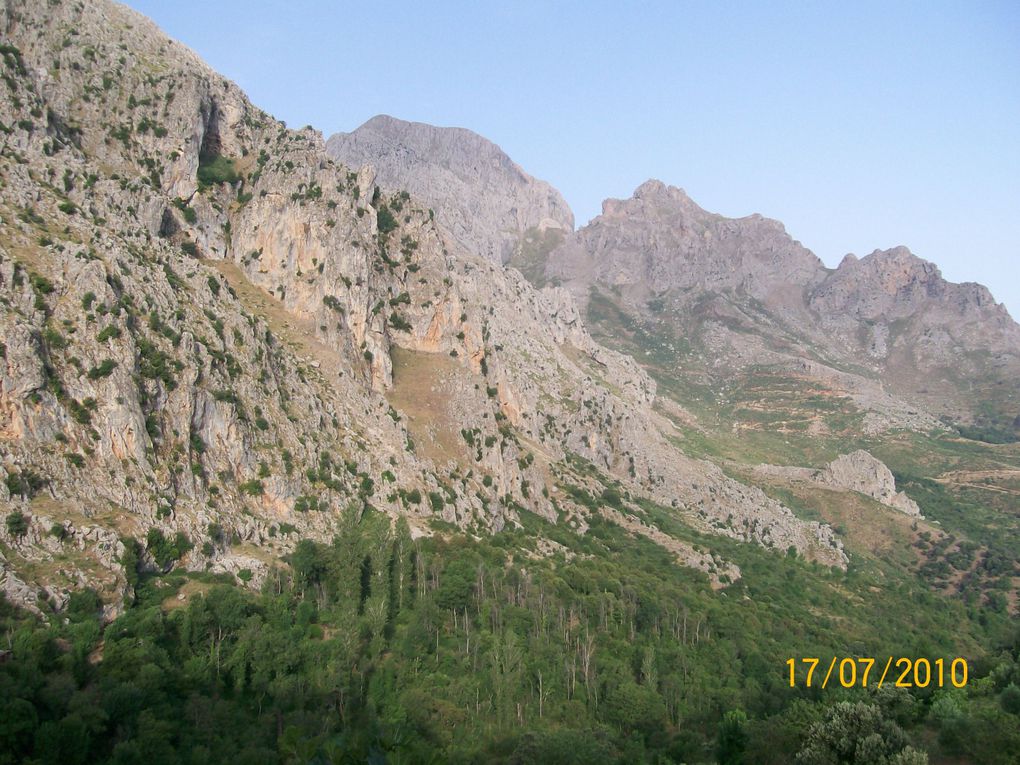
325 112 1019 436
542 178 1019 433
324 107 1019 434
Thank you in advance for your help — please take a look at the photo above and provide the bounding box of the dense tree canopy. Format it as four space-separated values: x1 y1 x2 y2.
1 505 1019 763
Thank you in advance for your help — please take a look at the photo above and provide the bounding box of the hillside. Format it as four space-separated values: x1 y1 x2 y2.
0 0 859 622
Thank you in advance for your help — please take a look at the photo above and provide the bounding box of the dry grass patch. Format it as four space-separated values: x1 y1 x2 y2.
387 347 471 468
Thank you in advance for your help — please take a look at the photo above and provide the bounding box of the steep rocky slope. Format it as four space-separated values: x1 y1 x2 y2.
327 115 574 266
0 0 844 616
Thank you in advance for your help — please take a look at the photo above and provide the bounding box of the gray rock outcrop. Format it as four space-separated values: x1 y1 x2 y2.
816 451 922 517
751 451 922 517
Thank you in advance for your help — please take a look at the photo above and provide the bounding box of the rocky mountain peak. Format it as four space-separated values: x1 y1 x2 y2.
326 114 573 264
601 179 707 222
631 178 696 207
832 246 942 299
814 245 1013 322
845 247 1005 313
548 182 827 310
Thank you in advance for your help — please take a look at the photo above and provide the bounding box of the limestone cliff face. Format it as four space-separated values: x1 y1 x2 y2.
326 115 574 265
0 0 845 614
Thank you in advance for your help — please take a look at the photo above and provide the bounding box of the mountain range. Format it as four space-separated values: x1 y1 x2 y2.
1 2 1018 762
330 120 1020 441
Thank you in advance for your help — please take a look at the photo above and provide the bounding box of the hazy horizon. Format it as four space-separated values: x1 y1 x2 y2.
124 0 1020 319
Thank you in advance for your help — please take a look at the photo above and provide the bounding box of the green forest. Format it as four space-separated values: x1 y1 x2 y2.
2 500 1019 764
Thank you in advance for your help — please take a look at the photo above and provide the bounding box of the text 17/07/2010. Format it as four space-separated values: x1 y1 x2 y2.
787 657 968 689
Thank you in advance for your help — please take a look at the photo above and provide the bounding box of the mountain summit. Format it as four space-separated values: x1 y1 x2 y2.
327 115 574 265
550 178 827 309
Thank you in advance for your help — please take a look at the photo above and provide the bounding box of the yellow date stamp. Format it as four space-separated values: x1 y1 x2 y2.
786 657 968 689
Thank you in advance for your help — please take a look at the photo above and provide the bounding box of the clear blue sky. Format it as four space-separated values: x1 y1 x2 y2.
126 0 1020 318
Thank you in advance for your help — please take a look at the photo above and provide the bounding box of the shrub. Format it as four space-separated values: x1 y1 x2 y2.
389 312 412 331
68 398 96 425
600 487 623 509
66 589 102 621
42 326 67 349
173 198 197 224
87 358 117 379
239 479 264 496
294 495 323 512
96 325 121 342
6 511 29 537
146 528 192 568
137 338 179 389
428 491 445 513
30 272 54 294
197 154 240 187
6 470 45 498
376 204 398 235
